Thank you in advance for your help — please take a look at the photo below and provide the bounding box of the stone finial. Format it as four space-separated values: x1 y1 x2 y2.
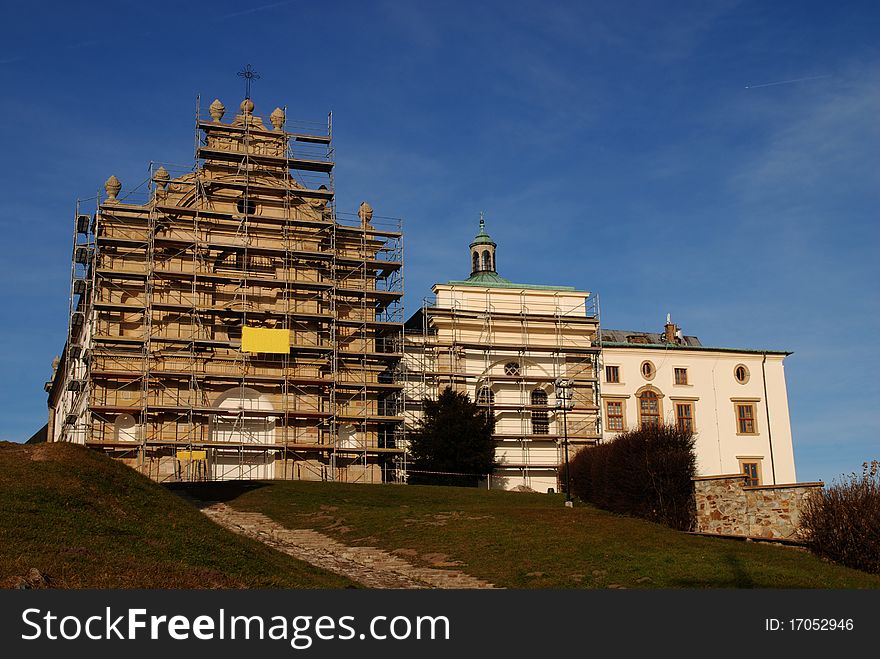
154 166 170 200
357 201 374 226
104 175 122 203
209 99 225 122
270 107 286 131
240 98 255 115
154 166 170 190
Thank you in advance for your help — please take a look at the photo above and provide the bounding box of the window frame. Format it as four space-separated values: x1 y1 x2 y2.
640 360 656 381
738 458 762 486
734 364 750 384
673 367 688 385
674 401 694 432
638 389 662 427
476 385 495 418
605 398 626 432
236 198 257 215
605 365 620 383
734 402 758 435
503 361 521 377
530 389 549 435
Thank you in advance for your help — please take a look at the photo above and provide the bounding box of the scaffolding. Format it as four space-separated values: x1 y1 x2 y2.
48 96 404 483
403 287 601 491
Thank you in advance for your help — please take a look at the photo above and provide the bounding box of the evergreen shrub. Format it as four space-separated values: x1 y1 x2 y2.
565 423 696 530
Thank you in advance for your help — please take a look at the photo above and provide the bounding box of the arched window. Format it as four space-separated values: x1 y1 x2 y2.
531 389 549 434
114 414 138 442
638 390 661 427
476 386 495 418
472 252 479 272
482 250 491 271
211 386 276 481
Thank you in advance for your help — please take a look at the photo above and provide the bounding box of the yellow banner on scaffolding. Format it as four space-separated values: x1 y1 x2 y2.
242 326 290 354
177 450 207 461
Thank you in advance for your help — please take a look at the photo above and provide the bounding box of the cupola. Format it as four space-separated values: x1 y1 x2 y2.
469 213 497 276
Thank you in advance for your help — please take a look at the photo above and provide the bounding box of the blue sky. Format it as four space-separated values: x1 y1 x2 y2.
0 1 876 482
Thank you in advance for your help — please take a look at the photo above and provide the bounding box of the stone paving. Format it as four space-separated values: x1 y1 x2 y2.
193 500 497 589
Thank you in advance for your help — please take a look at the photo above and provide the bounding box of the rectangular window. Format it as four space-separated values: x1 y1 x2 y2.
605 365 620 383
740 461 761 486
675 402 693 432
736 403 757 434
531 410 549 435
674 367 688 385
606 400 624 431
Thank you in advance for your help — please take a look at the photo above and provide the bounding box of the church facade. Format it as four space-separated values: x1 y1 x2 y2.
46 95 404 483
403 219 602 492
403 221 797 491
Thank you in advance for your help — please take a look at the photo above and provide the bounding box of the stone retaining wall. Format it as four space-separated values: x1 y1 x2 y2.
693 474 824 540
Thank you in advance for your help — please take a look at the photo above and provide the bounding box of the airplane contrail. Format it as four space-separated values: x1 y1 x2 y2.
214 0 295 21
745 74 832 89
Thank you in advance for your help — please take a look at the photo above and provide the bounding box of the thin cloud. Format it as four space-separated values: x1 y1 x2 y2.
745 74 832 89
69 39 105 50
733 71 880 204
214 0 294 21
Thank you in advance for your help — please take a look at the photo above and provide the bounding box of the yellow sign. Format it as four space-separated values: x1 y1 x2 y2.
176 450 207 461
242 326 290 354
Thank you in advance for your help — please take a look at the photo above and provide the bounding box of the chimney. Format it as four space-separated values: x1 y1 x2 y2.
664 314 678 344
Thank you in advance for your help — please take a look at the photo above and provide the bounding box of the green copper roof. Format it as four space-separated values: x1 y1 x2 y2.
601 341 791 356
469 217 496 247
448 274 577 291
462 272 511 285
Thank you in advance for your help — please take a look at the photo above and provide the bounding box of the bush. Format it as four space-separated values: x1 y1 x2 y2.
800 460 880 574
564 424 696 530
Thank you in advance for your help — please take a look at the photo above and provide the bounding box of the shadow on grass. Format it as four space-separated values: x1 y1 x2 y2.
166 480 271 505
669 553 756 588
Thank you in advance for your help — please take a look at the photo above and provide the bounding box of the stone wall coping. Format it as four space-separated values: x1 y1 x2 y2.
693 474 748 482
743 481 824 491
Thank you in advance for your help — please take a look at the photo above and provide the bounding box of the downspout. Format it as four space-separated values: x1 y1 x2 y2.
761 352 776 485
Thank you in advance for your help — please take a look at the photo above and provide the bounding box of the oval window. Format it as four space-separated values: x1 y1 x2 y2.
236 198 257 215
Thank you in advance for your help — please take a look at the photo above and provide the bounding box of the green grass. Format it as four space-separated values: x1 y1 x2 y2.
182 479 880 589
0 442 354 589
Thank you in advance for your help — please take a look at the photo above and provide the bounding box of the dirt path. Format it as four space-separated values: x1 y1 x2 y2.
195 501 497 589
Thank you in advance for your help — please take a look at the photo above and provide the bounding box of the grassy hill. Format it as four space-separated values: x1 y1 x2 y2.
4 441 877 589
183 480 880 589
0 442 354 589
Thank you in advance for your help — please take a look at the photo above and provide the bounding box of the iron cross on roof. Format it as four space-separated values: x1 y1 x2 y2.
238 64 261 99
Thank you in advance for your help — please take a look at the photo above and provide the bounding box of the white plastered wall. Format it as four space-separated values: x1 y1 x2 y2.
600 347 796 484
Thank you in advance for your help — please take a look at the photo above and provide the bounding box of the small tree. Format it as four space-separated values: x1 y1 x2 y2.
407 387 496 486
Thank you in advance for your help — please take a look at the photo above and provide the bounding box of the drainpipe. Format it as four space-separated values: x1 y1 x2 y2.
761 353 776 485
